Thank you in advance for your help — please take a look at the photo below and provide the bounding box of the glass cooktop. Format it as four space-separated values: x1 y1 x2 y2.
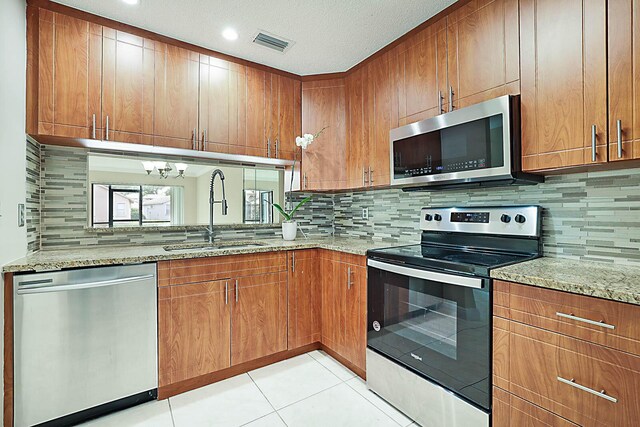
367 244 537 277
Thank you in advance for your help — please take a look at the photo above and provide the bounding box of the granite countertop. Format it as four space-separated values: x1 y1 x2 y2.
491 257 640 306
3 237 403 273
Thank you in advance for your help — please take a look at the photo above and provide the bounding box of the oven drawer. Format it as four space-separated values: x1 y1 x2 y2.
494 280 640 356
506 321 640 426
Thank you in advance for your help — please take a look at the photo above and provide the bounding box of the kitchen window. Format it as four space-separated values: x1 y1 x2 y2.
92 184 183 227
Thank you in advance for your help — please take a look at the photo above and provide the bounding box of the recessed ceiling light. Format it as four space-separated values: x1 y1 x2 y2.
122 0 139 5
222 28 239 41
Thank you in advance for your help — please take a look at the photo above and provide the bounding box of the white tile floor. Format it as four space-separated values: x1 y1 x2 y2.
81 351 417 427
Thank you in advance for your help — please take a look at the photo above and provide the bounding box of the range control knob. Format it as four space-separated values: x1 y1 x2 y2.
424 214 433 221
514 214 526 224
434 214 442 221
500 214 511 223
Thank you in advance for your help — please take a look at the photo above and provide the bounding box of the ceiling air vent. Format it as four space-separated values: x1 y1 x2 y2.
253 31 294 53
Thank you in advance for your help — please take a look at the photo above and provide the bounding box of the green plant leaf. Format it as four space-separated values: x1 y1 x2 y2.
289 196 312 219
272 203 292 221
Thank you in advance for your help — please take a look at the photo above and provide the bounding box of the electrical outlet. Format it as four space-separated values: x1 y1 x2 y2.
362 207 369 220
18 203 25 227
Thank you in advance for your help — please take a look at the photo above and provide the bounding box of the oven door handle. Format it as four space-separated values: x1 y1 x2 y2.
367 259 483 289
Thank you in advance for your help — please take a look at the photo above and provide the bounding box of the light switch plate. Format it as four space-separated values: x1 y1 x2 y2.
362 207 369 220
18 203 25 227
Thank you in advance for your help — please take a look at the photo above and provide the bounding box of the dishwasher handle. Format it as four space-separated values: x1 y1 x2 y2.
16 274 155 295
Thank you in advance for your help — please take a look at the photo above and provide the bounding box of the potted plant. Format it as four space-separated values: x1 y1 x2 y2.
273 196 312 240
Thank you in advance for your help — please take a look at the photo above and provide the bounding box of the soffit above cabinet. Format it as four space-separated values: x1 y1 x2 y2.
51 0 457 75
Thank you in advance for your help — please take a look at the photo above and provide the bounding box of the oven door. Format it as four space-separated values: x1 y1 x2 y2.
367 259 491 411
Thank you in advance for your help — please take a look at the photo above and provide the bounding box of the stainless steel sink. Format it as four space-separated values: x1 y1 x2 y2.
162 241 268 252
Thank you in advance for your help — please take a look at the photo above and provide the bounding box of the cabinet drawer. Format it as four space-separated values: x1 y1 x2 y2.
158 252 287 286
494 280 640 356
493 387 577 427
508 321 640 426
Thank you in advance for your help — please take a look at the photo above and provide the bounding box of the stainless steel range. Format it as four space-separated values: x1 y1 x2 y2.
366 206 541 427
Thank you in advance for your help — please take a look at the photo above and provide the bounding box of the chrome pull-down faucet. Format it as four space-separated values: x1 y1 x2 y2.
206 169 228 243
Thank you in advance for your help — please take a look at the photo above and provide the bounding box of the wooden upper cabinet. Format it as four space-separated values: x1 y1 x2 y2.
608 0 640 161
368 52 396 188
346 67 368 189
230 272 288 365
301 79 347 190
245 67 268 157
398 18 447 122
153 43 199 149
34 11 102 138
102 29 154 145
447 0 520 109
199 55 232 153
272 74 302 160
520 0 607 171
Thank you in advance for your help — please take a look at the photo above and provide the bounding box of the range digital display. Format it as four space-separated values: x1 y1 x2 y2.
450 212 490 223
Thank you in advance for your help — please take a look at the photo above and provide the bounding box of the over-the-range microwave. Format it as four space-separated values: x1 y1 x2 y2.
389 95 543 190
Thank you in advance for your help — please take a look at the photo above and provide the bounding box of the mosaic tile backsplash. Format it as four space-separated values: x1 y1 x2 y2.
28 141 640 266
334 169 640 266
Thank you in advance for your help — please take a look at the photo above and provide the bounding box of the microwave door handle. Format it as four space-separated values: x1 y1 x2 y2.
367 259 483 289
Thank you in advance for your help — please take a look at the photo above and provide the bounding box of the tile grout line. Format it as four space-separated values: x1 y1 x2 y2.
343 379 408 427
246 371 289 427
166 398 177 427
307 351 356 383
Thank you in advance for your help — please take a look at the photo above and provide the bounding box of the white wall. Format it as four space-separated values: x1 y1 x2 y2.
0 0 27 422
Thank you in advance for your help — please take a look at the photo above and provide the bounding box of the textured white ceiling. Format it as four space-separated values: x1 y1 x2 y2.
52 0 457 75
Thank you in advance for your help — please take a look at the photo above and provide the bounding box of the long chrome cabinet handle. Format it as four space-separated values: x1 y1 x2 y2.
449 86 454 111
17 274 155 295
203 129 208 151
291 252 295 272
92 114 96 139
193 128 197 150
267 138 271 157
275 138 279 158
369 167 374 185
557 377 617 403
235 279 239 302
556 311 615 330
105 115 109 141
347 266 352 289
362 168 368 186
617 119 623 158
591 124 597 162
438 91 444 114
225 281 228 305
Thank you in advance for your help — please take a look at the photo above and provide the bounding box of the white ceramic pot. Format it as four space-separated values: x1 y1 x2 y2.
282 220 298 241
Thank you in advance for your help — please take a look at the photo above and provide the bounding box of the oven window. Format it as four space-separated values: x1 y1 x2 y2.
386 283 458 360
392 114 504 179
368 267 491 410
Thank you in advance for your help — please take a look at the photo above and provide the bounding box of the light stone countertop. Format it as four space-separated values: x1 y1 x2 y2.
491 257 640 306
2 237 405 273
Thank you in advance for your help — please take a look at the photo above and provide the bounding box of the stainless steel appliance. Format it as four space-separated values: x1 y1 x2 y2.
389 95 543 189
366 206 541 427
13 264 158 427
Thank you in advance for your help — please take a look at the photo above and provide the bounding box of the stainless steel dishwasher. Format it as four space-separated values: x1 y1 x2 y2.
13 263 158 427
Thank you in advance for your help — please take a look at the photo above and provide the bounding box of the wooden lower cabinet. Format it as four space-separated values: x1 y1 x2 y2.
231 272 287 365
320 250 367 373
158 253 287 389
493 386 578 427
288 250 321 349
158 249 367 396
494 280 640 426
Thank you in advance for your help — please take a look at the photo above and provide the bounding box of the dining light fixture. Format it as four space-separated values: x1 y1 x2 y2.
175 163 188 178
